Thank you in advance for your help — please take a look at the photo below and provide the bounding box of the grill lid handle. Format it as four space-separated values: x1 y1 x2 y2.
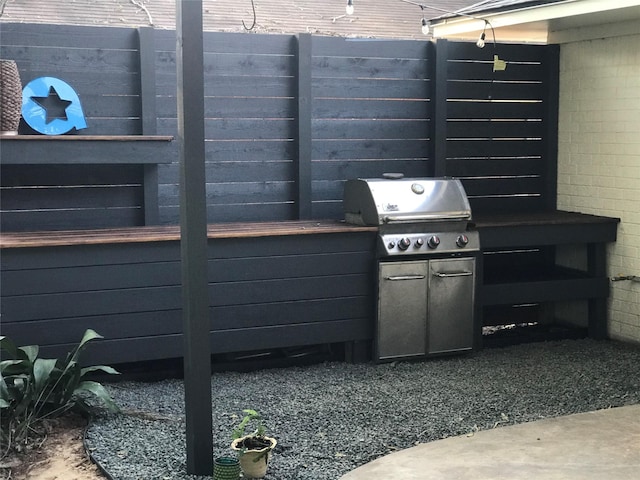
383 211 471 223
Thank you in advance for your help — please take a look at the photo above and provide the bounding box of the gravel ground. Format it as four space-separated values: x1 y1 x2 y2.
86 338 640 480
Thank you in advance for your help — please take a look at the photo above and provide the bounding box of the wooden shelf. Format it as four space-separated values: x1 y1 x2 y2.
0 135 174 141
483 266 610 305
0 135 175 164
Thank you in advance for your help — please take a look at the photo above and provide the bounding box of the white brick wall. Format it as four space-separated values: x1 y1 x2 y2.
557 33 640 343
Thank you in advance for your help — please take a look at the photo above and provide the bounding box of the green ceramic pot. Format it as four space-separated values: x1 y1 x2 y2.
213 456 241 480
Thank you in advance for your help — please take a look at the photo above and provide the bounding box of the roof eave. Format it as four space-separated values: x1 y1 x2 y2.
430 0 640 42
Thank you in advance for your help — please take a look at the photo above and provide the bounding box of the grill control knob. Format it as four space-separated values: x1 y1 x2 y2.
427 235 440 249
398 237 412 251
387 241 396 250
415 238 424 248
456 234 469 247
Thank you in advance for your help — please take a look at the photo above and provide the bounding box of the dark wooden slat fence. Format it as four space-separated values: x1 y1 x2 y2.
1 23 560 230
3 22 600 366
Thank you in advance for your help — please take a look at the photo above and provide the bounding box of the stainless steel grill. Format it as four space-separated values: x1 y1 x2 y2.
343 175 479 361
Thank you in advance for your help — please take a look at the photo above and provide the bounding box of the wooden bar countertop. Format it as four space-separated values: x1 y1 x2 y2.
469 210 620 229
0 220 378 249
0 211 620 249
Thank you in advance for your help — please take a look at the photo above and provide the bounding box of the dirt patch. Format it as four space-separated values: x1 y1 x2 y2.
0 413 106 480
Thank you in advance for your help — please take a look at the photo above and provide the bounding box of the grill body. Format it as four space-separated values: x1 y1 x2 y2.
343 176 480 361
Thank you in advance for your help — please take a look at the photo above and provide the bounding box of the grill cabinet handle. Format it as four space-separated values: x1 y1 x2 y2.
432 271 473 278
384 274 426 281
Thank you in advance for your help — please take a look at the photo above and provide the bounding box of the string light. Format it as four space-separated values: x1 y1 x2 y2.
346 0 354 15
401 0 494 48
421 17 430 35
476 30 486 48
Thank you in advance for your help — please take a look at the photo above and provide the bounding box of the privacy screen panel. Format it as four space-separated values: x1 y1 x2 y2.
310 37 432 219
443 41 559 214
154 31 298 223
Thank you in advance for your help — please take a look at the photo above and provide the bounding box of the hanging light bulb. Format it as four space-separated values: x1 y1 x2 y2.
421 18 430 35
346 0 354 15
476 31 486 48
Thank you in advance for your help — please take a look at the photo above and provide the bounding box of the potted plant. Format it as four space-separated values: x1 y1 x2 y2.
230 409 277 479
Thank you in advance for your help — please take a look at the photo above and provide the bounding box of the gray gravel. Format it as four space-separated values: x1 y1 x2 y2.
86 338 640 479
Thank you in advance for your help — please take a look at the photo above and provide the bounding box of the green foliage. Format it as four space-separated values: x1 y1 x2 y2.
0 329 120 452
232 408 267 440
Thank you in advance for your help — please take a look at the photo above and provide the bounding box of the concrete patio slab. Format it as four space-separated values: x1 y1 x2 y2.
340 404 640 480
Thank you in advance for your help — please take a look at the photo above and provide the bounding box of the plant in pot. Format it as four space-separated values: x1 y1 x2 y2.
230 409 277 479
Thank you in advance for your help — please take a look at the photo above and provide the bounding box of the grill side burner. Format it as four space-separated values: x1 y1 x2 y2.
343 176 480 361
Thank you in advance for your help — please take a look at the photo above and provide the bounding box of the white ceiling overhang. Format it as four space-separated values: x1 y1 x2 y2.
428 0 640 44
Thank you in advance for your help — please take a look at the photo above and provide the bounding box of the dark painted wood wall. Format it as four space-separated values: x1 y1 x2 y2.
0 23 565 364
2 231 375 364
0 23 559 232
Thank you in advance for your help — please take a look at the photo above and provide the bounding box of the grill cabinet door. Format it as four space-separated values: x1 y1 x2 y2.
377 261 428 360
427 258 475 354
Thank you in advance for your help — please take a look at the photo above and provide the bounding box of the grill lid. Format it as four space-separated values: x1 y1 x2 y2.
343 177 471 226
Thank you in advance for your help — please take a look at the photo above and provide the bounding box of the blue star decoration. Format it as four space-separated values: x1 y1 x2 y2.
22 77 87 135
31 86 73 124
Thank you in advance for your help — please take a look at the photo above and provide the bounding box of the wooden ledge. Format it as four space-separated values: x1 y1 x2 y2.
470 210 620 229
471 210 620 248
0 221 378 248
1 135 176 165
0 135 174 141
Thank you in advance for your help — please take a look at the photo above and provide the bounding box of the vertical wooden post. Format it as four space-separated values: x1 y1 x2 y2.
296 33 313 219
588 243 608 340
138 26 160 225
543 44 560 211
176 1 213 475
431 39 448 178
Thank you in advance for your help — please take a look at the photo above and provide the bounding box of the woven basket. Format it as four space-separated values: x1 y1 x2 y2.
1 59 23 135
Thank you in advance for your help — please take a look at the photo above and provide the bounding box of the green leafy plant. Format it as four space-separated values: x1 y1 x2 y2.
232 408 266 440
0 329 119 454
231 408 275 464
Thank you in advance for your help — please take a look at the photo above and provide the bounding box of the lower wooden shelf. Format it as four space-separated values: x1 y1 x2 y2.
482 266 610 306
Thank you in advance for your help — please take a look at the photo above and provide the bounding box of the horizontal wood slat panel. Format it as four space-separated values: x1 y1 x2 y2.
447 101 545 119
446 139 544 158
312 119 429 140
158 161 294 184
312 56 428 80
447 62 545 82
1 208 143 232
461 177 545 196
154 30 293 54
312 37 429 58
159 181 295 205
0 22 139 49
156 72 294 98
447 81 543 101
3 274 371 322
1 186 142 210
447 120 544 138
313 77 430 99
1 165 141 186
156 96 295 119
468 196 543 214
312 159 429 181
311 139 431 160
4 296 372 345
313 99 429 119
34 317 372 365
447 158 543 177
2 45 139 75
